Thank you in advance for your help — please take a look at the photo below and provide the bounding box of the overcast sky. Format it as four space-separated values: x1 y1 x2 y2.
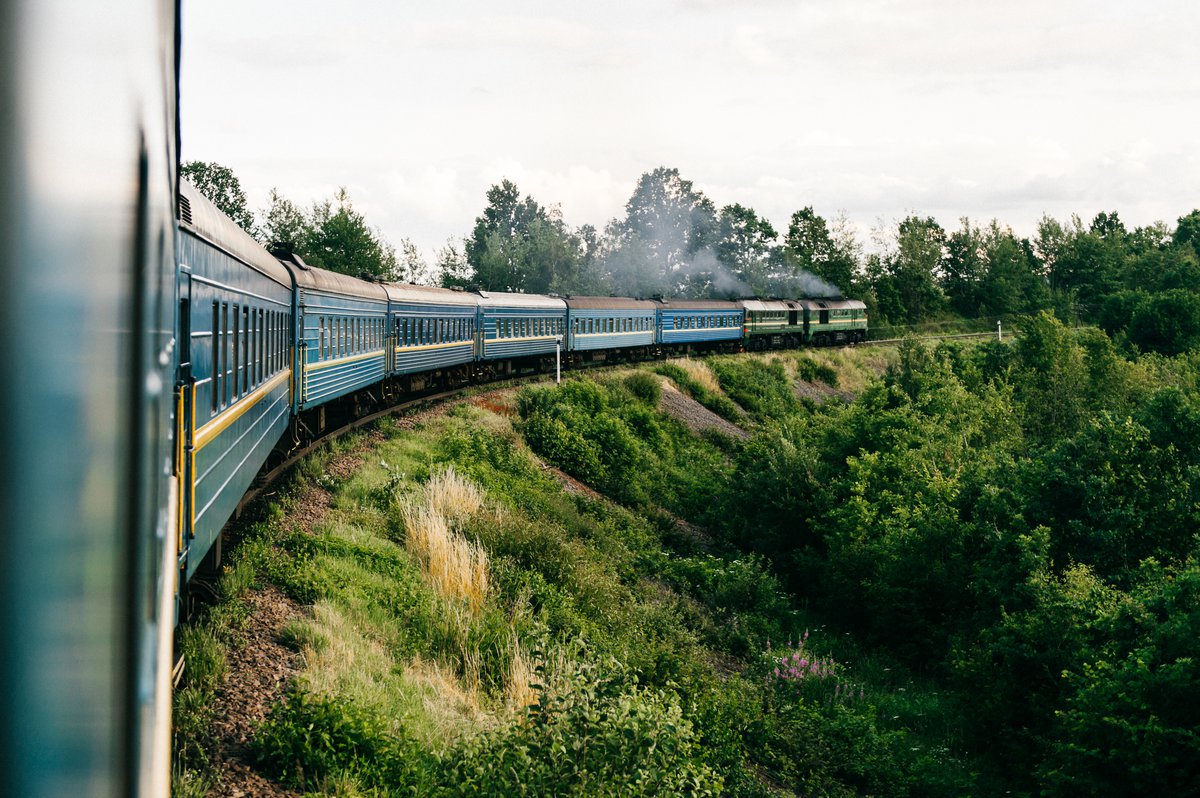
182 0 1200 260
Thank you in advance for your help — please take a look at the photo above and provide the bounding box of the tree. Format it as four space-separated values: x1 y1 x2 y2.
395 238 434 285
867 215 945 323
783 207 856 296
302 188 397 280
942 219 987 315
259 188 309 250
979 222 1048 315
614 167 719 297
714 203 777 296
463 180 600 294
437 238 472 288
182 161 255 233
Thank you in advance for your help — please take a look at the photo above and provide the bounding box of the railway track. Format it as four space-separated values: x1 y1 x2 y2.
863 330 1004 346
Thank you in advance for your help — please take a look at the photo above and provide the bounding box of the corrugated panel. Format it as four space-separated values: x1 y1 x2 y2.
394 342 475 375
301 353 387 408
572 331 655 351
191 383 291 577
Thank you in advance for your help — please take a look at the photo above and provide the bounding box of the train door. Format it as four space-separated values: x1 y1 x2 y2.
175 272 194 579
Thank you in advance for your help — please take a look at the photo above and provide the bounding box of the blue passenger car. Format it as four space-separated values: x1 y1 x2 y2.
178 181 295 578
386 283 479 385
283 258 390 412
655 298 744 349
566 296 657 354
478 291 568 363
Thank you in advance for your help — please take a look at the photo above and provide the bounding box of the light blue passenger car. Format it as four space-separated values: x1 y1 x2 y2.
284 258 390 412
478 291 568 364
655 298 744 349
385 283 478 386
178 182 294 578
566 296 657 354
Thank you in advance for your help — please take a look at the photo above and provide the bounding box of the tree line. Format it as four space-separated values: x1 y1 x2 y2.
185 160 1200 351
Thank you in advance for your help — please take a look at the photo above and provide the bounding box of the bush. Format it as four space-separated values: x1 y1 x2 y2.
625 371 662 405
796 357 840 387
436 658 724 796
253 690 424 790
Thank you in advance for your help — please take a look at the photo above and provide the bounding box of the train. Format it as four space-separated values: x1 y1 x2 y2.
179 177 866 587
0 3 865 796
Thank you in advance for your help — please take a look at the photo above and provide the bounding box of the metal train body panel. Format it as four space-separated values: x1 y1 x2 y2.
478 292 568 361
565 296 657 352
0 1 180 796
655 300 744 346
289 265 390 411
178 183 294 580
798 298 868 344
385 284 478 375
740 299 804 339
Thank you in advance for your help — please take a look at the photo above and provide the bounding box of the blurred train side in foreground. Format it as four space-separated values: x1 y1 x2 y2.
0 2 181 796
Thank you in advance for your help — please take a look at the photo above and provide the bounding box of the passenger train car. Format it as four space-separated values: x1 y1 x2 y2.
0 4 866 793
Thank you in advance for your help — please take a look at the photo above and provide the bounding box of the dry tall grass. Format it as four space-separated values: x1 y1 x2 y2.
670 357 722 394
425 465 484 526
505 634 538 710
401 501 490 613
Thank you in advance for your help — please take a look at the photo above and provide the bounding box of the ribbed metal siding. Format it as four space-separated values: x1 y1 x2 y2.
481 306 568 360
298 289 388 410
659 309 744 345
191 383 290 578
568 308 656 351
390 302 477 375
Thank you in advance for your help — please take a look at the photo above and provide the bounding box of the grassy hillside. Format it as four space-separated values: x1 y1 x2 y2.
178 321 1200 796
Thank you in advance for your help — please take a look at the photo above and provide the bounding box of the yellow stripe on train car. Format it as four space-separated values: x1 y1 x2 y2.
193 369 291 452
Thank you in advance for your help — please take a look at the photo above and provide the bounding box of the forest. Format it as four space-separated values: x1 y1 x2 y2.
185 160 1200 350
177 320 1200 796
176 162 1200 796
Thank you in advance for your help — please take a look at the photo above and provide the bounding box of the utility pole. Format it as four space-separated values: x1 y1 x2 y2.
555 335 562 384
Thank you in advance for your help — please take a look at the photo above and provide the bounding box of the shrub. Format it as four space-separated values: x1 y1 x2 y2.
796 356 840 387
624 371 662 405
436 657 724 796
253 690 423 789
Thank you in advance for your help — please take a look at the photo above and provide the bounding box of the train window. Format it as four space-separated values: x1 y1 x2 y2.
212 301 221 413
256 309 263 385
241 306 250 394
231 303 240 399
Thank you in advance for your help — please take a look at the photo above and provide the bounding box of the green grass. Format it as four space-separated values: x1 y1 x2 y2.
176 356 992 796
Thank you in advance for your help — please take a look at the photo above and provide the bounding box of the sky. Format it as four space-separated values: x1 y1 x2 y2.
181 0 1200 261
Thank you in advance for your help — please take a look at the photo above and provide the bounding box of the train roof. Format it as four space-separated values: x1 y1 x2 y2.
384 282 480 307
739 299 803 312
475 291 567 310
178 180 293 287
564 295 657 310
280 255 390 302
653 298 742 311
796 298 866 311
